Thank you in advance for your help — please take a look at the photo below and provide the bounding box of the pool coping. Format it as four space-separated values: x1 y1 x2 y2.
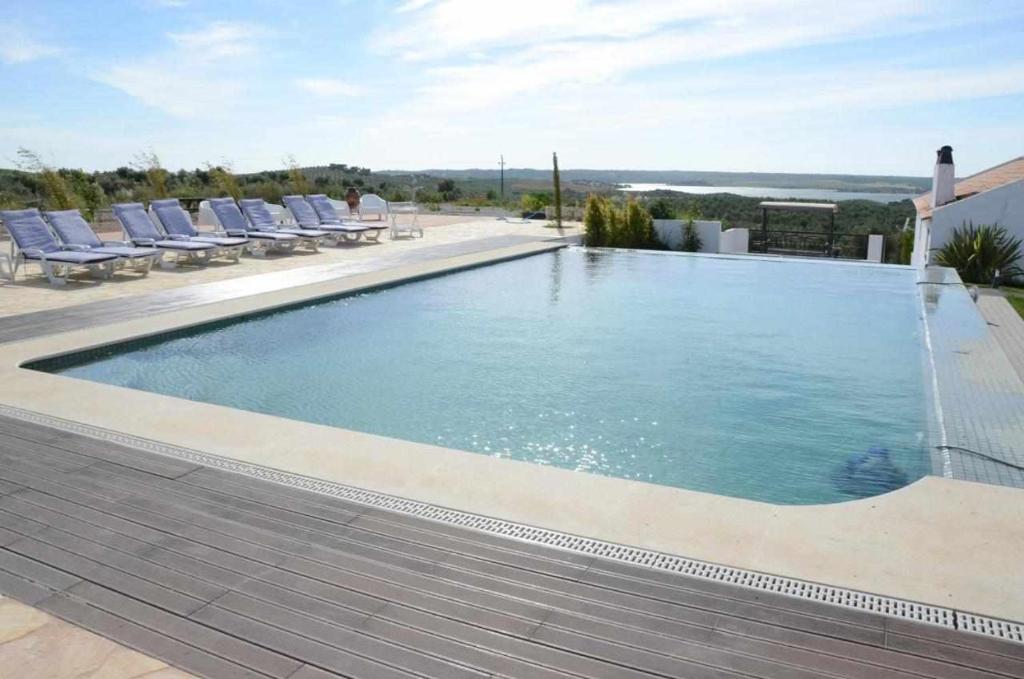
1 241 1023 628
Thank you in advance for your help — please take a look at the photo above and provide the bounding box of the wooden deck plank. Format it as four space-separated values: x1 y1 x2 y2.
68 457 900 651
38 592 268 679
66 581 304 679
0 414 1020 679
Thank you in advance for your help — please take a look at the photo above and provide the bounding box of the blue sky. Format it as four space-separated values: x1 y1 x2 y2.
1 0 1022 176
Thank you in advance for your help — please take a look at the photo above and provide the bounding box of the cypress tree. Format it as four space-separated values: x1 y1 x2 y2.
552 151 563 229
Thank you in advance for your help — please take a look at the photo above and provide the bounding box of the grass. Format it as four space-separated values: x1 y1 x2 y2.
1007 293 1024 320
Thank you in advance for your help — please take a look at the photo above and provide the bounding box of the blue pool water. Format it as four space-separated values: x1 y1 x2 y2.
45 249 932 504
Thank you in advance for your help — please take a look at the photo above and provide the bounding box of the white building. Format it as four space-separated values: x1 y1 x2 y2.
911 148 1024 268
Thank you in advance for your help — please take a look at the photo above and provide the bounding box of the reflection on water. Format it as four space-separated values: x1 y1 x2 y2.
53 249 931 505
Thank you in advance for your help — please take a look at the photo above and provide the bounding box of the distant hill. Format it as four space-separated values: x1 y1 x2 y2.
389 168 931 194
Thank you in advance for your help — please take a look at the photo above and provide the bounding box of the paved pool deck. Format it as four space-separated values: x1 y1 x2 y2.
0 233 1023 676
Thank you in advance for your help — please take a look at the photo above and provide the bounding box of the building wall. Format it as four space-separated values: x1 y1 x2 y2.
913 179 1024 266
652 219 722 252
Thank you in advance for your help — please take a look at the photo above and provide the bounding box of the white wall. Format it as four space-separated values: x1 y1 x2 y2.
653 219 722 253
914 178 1024 266
719 228 749 254
866 235 885 263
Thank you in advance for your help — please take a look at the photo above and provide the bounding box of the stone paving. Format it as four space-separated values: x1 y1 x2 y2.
0 217 579 318
0 595 193 679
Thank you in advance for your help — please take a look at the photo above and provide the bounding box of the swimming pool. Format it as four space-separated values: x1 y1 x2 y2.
37 248 932 504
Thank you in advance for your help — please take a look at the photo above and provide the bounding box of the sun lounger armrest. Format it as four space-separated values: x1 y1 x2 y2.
20 248 46 258
165 234 191 241
61 244 91 252
224 229 247 237
101 239 132 247
196 229 228 237
132 237 157 246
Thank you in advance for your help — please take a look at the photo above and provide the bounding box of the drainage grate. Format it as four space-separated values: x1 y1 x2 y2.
3 403 1021 643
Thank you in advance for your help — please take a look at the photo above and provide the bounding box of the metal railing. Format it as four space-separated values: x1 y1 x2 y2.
750 230 869 260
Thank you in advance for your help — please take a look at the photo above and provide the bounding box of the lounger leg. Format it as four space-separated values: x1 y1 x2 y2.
42 261 66 286
160 252 177 270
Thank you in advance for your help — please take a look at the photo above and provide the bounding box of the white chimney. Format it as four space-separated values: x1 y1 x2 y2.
931 145 955 209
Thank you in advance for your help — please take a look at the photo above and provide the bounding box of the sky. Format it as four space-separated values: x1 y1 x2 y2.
1 0 1022 176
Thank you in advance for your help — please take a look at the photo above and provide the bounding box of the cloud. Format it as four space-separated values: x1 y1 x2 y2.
373 0 939 115
167 21 265 58
297 78 364 98
93 22 268 118
0 25 63 64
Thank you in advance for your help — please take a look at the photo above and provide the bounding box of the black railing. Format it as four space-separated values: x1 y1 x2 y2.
749 230 869 260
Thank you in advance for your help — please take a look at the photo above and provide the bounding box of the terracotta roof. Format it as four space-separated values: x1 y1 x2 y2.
915 155 1024 218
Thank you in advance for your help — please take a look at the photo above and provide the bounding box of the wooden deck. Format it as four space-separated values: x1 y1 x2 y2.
0 414 1021 678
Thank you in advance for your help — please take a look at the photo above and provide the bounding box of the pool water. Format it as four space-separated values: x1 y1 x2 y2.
46 249 932 504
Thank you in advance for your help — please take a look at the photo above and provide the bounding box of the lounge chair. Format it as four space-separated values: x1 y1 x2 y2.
206 198 302 255
112 202 217 268
281 195 372 243
306 194 387 241
45 209 161 275
357 193 388 221
0 208 118 286
238 198 326 251
149 199 249 262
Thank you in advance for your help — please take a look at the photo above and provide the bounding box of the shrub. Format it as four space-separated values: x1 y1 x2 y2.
898 228 914 264
681 218 703 252
16 147 78 210
934 222 1023 283
622 198 657 248
583 194 608 246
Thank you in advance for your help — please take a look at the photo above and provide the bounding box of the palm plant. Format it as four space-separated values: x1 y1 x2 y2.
934 222 1023 283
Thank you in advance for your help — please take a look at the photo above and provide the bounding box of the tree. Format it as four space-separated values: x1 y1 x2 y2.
205 162 241 200
16 148 78 211
132 150 169 199
437 178 460 201
284 155 310 194
552 152 563 228
681 218 703 252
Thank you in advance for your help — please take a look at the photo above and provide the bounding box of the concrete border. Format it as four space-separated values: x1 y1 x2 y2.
0 242 1022 622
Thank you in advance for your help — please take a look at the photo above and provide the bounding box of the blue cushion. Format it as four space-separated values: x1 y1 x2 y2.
238 199 277 228
306 194 346 225
91 246 160 258
44 209 103 248
282 195 322 228
24 250 117 264
208 198 249 232
112 202 163 242
0 209 61 253
150 199 198 238
153 240 215 251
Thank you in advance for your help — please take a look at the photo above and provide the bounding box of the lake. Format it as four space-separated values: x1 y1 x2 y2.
619 183 918 203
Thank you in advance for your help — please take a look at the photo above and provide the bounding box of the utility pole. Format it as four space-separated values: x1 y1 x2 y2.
499 154 506 205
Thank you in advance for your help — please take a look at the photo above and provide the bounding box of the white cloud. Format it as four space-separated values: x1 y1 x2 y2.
93 22 268 118
167 21 265 58
297 78 364 98
390 0 933 113
0 25 63 64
